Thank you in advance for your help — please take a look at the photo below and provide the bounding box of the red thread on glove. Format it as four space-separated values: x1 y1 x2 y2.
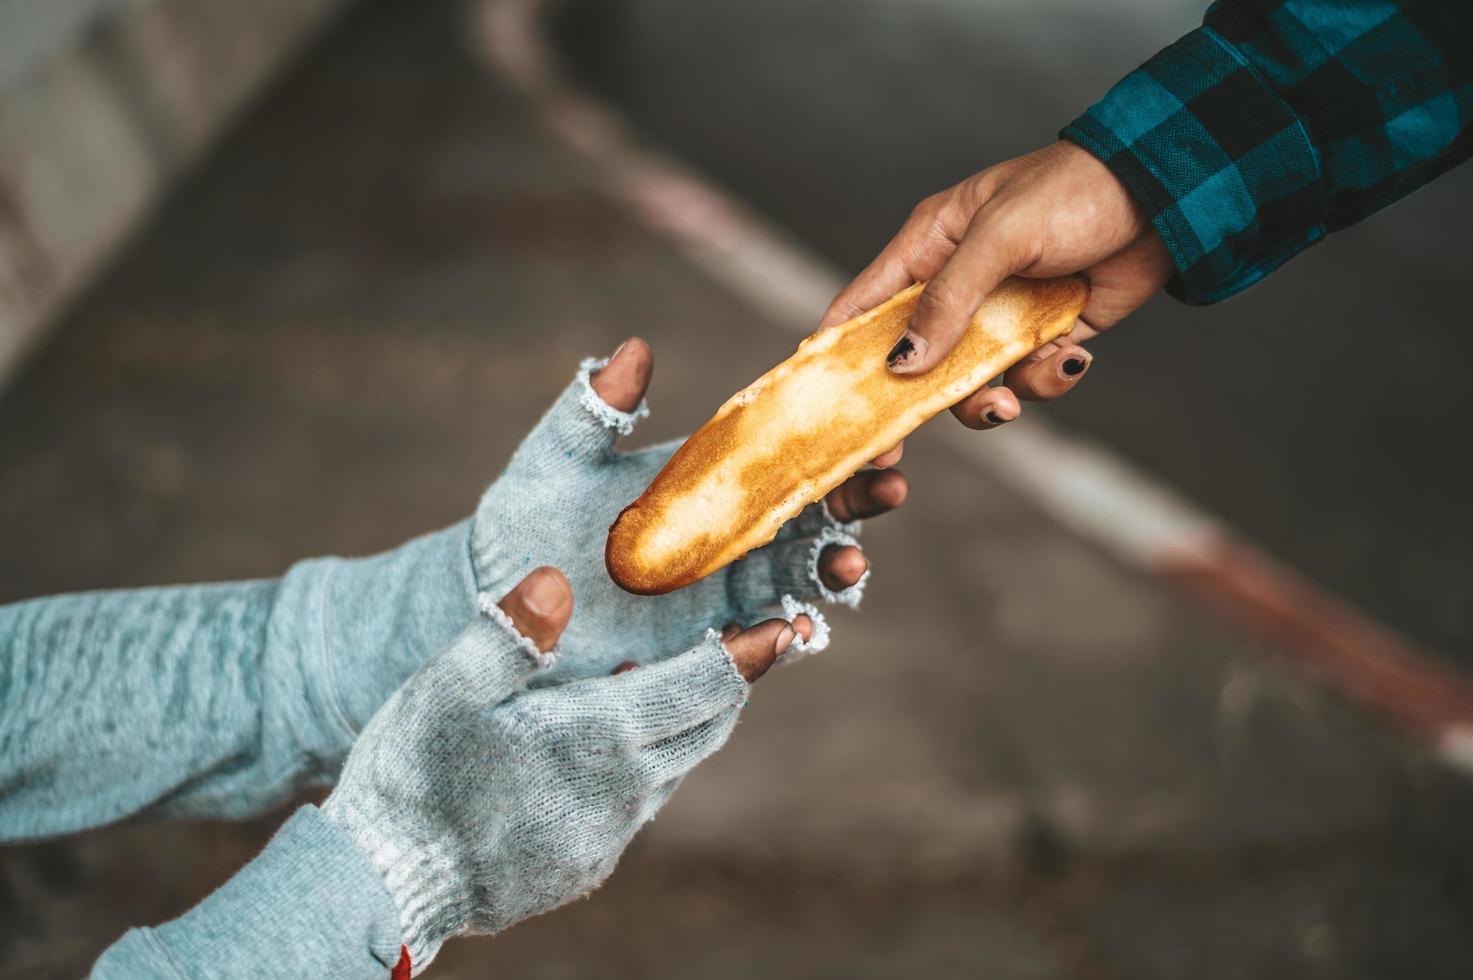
391 945 411 980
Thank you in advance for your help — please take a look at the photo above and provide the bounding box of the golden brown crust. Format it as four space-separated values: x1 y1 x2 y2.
606 276 1089 594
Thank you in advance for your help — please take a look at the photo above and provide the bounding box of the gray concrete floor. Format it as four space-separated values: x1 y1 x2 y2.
549 0 1473 665
3 1 1473 977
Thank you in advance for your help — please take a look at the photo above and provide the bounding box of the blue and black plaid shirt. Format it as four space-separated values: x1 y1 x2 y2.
1062 0 1473 304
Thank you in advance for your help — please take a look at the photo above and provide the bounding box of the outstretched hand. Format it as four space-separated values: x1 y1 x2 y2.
325 565 811 971
819 141 1173 463
468 337 908 682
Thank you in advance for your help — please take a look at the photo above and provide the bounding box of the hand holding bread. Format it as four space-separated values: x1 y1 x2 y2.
607 275 1089 595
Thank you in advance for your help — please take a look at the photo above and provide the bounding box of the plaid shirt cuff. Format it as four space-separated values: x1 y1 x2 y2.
1062 27 1324 305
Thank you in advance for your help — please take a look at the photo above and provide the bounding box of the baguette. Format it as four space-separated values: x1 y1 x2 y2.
606 276 1089 594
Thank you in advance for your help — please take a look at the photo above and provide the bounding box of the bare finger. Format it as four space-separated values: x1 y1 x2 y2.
723 618 799 682
887 207 1018 375
1059 318 1102 345
950 385 1022 430
589 337 653 412
871 442 904 468
1003 343 1093 401
819 201 960 329
824 469 909 522
497 566 574 653
818 544 868 593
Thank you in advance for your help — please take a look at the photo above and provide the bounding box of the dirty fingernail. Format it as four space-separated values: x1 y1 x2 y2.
887 332 927 373
985 410 1012 425
1061 356 1088 378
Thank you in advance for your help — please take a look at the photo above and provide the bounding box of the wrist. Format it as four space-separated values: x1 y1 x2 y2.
320 613 547 974
296 520 479 749
322 787 467 972
100 805 404 979
1055 138 1153 245
1060 24 1322 304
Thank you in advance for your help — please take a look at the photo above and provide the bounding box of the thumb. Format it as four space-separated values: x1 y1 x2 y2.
500 343 652 480
493 565 573 655
420 567 574 710
589 337 653 414
886 208 1019 376
721 616 808 682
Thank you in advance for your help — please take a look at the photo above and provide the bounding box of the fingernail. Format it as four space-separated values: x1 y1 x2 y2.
522 570 566 617
1061 356 1089 378
775 625 796 654
610 338 629 361
985 410 1011 426
613 660 638 675
886 332 927 374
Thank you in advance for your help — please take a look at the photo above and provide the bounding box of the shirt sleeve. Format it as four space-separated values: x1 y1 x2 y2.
1061 0 1473 304
90 805 406 980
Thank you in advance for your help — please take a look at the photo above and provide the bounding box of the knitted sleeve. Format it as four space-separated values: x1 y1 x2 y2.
0 522 475 840
90 805 405 979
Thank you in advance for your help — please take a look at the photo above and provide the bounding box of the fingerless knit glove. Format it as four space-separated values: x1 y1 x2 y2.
323 604 751 974
470 358 864 683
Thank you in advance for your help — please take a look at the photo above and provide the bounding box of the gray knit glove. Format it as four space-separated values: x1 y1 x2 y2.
472 358 864 682
322 604 749 974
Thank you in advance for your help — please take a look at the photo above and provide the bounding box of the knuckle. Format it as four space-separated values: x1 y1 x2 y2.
914 222 958 262
907 194 942 222
1008 370 1051 400
1002 359 1032 384
915 277 965 323
983 206 1040 264
907 195 955 238
892 200 965 278
956 173 993 212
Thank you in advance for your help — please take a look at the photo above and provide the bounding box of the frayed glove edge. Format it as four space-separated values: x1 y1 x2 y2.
476 594 559 670
576 356 649 437
806 525 868 608
777 595 831 664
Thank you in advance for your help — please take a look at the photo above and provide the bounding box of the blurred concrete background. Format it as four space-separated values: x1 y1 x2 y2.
0 0 347 385
2 0 1473 977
